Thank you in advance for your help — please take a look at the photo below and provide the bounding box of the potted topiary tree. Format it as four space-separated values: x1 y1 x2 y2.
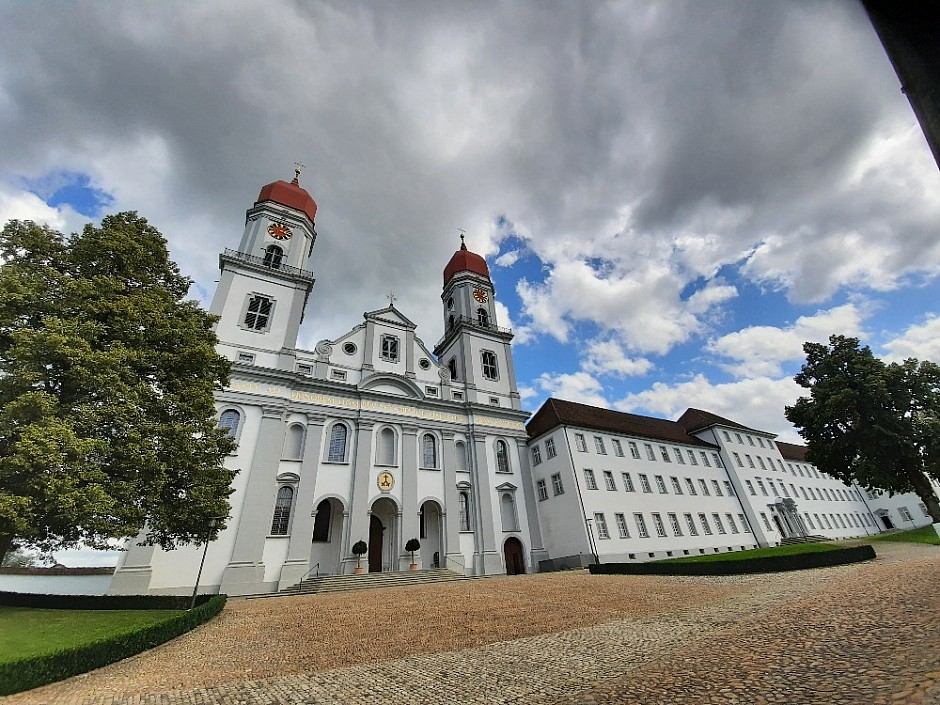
352 540 368 574
405 538 421 570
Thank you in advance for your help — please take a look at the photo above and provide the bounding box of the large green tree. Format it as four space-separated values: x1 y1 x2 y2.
0 214 236 562
786 335 940 523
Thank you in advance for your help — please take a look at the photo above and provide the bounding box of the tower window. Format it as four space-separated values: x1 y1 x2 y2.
448 358 458 380
481 351 498 380
495 439 510 473
477 308 489 326
380 335 400 362
263 244 284 269
243 295 273 331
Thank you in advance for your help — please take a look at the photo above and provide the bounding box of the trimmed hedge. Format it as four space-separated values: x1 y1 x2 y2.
589 544 876 576
0 594 226 696
0 591 216 610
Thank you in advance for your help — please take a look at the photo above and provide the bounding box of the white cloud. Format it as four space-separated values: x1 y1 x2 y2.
882 315 940 363
0 183 88 234
582 339 653 378
530 371 610 409
616 374 805 443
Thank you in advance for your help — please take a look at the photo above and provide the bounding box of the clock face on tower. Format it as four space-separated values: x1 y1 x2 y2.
267 223 292 240
473 288 488 303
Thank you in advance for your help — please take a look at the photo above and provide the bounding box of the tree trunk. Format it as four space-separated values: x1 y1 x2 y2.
0 534 14 566
909 470 940 524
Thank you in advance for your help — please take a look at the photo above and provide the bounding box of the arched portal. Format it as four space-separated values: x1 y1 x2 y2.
419 500 444 568
503 536 525 575
309 497 345 575
369 497 398 572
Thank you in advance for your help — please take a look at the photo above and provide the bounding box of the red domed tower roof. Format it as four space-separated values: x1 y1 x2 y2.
443 237 490 285
256 169 317 223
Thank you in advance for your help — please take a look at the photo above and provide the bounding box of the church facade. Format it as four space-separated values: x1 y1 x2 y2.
109 172 548 596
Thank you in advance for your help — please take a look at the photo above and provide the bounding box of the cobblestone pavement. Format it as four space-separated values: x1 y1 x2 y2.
7 542 938 705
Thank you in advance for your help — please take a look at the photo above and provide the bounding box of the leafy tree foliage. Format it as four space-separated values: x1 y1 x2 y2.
0 214 237 562
786 335 940 523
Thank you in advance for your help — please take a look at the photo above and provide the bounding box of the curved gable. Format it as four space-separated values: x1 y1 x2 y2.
359 373 424 399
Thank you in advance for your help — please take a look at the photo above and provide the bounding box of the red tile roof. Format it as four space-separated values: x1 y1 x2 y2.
257 177 317 223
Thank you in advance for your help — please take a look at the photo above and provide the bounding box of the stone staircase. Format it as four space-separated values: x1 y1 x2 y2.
254 568 475 598
780 534 831 546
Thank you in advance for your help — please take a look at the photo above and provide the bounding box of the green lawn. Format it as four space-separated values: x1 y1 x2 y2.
869 525 940 545
0 607 182 664
654 542 844 564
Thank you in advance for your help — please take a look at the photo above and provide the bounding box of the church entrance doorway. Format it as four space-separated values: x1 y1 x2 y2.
419 500 444 569
369 515 384 573
503 537 525 575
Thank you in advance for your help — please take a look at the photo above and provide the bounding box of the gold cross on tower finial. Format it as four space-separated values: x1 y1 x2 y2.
387 291 397 307
458 227 466 249
293 161 306 183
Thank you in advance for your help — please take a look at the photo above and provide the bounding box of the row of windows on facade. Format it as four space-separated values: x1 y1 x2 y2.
578 470 734 498
218 409 515 471
719 428 776 450
728 450 824 480
561 433 725 470
742 477 864 504
592 510 753 541
268 488 519 536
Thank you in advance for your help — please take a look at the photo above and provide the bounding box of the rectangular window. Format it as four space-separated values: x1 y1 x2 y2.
644 443 656 461
898 506 913 521
655 475 668 493
594 436 607 454
804 512 815 529
700 452 711 467
712 513 726 534
634 513 649 538
698 513 712 535
616 513 630 538
760 512 773 531
296 363 312 374
604 470 617 491
611 439 623 457
685 513 699 536
425 386 438 396
739 514 751 532
575 433 587 452
331 369 347 381
747 435 755 446
726 513 739 533
777 459 786 472
756 479 768 496
243 294 273 331
673 447 685 464
757 437 765 448
531 446 542 465
237 352 255 363
757 456 766 470
536 479 548 501
652 513 667 537
724 481 734 496
686 449 698 465
622 472 635 492
735 433 744 443
712 480 723 496
746 455 755 468
481 350 498 380
545 437 556 459
780 483 790 498
551 473 564 496
639 473 652 493
583 469 597 490
746 480 756 495
698 479 710 496
594 513 610 539
628 441 640 459
685 478 697 495
659 445 671 462
722 430 731 441
671 476 683 494
380 334 400 362
733 452 743 467
668 513 683 536
767 479 778 495
452 390 463 400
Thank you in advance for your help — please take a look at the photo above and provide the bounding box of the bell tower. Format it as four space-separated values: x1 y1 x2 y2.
434 236 521 410
209 167 318 369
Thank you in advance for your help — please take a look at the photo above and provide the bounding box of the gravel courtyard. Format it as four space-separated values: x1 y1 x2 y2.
7 541 939 705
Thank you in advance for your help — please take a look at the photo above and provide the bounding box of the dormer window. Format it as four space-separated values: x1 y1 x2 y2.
263 244 284 269
380 335 400 362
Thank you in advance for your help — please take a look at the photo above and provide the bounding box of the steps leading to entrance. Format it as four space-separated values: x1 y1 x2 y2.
780 534 831 545
257 568 475 598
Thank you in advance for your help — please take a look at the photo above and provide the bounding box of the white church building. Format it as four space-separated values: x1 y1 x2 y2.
109 172 939 596
109 171 548 596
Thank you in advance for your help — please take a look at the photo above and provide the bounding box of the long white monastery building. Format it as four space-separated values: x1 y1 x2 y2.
109 173 938 595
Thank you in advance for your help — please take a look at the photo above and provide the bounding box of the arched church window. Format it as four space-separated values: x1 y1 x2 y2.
312 499 332 542
459 491 472 531
377 427 396 465
422 433 438 469
448 358 458 381
448 314 455 331
243 295 273 331
455 440 468 471
263 244 284 269
495 439 510 473
477 308 489 326
270 486 294 535
283 424 305 460
327 423 348 462
219 409 240 438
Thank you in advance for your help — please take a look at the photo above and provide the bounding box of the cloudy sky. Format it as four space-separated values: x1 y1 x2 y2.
2 0 938 460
